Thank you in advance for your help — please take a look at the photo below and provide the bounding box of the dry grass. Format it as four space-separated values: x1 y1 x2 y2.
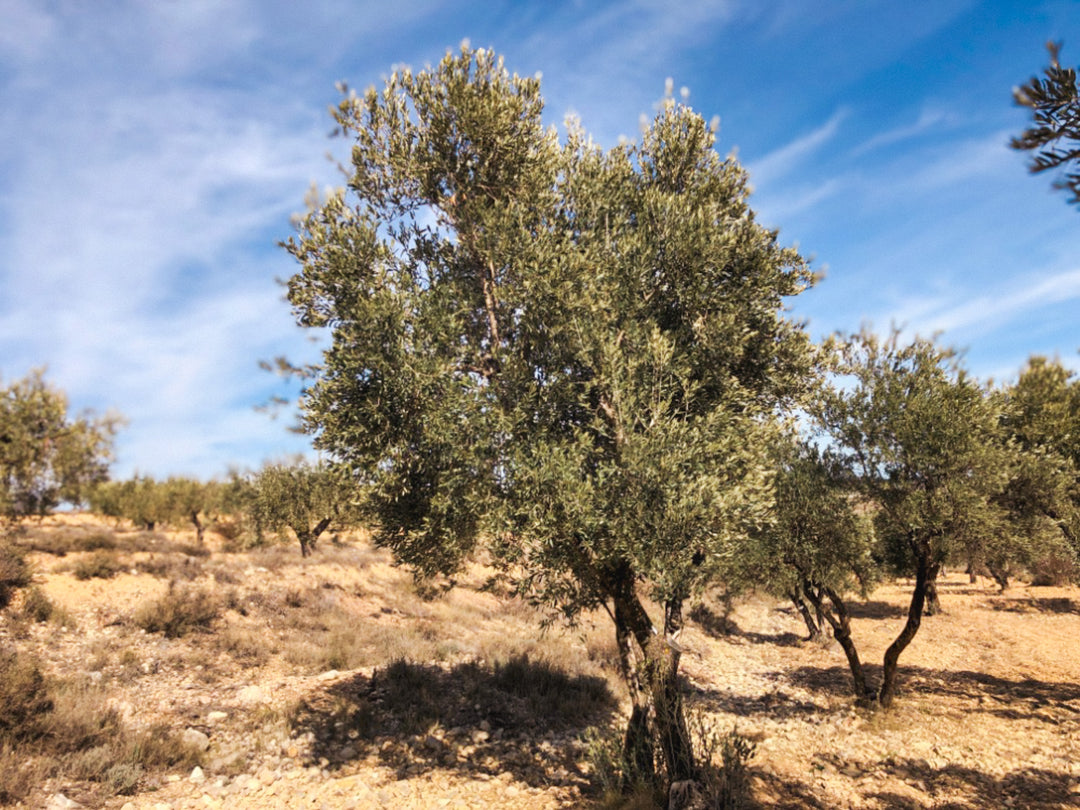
0 646 202 804
4 514 1078 809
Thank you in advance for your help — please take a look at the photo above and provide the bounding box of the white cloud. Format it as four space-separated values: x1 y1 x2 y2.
852 107 952 157
748 109 847 188
910 267 1080 337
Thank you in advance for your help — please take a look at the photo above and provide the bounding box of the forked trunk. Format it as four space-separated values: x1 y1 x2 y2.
879 547 938 707
801 580 871 702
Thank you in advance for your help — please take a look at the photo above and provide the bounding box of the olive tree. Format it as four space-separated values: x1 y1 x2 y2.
1 369 120 519
993 356 1080 581
284 47 815 790
250 462 355 557
812 330 1011 707
745 439 880 699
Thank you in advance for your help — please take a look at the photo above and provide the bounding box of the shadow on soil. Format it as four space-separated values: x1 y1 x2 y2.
288 655 618 791
867 760 1079 810
989 596 1080 615
754 747 1078 809
690 603 805 647
786 664 1080 722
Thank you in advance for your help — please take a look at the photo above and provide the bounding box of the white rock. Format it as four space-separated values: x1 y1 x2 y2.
207 710 229 723
182 728 211 751
237 685 268 704
190 765 206 783
45 795 83 810
316 669 340 681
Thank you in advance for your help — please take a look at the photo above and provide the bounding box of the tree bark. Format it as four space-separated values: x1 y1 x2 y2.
609 576 695 790
924 573 942 616
789 586 823 641
191 511 205 545
652 598 694 785
801 581 871 702
879 547 938 707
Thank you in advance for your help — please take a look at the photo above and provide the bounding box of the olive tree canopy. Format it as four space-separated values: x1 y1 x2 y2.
284 46 815 791
1 369 120 519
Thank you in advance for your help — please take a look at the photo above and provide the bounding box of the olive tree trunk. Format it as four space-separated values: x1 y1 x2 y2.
879 546 939 707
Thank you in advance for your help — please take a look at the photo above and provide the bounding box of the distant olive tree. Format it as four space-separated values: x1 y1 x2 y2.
161 477 221 545
1 369 120 520
812 329 1011 707
284 46 815 792
744 438 880 699
250 462 356 557
1012 41 1080 207
992 356 1080 582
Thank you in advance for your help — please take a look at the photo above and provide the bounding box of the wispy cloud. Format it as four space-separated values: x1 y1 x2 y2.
852 107 953 157
748 109 847 188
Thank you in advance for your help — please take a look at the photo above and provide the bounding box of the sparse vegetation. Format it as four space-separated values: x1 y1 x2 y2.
133 583 220 637
72 549 126 580
0 541 31 609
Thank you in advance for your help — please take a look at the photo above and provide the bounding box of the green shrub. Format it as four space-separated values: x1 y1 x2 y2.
133 585 219 638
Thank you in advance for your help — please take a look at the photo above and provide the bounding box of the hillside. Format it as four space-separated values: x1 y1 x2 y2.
2 514 1079 809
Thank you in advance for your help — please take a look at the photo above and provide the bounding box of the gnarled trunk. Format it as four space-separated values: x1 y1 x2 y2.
879 546 938 707
610 577 695 793
801 580 872 703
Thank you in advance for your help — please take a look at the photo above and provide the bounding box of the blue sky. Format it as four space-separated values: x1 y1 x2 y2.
1 0 1077 480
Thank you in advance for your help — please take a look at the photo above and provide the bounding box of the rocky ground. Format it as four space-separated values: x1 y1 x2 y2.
3 514 1080 809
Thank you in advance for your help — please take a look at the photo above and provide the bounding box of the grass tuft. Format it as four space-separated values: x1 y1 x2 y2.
133 584 220 638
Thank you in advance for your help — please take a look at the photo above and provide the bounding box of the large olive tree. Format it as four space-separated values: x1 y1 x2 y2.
284 47 815 791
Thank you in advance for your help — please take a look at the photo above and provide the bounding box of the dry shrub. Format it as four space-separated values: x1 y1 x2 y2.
0 648 53 744
74 532 118 552
73 550 126 580
133 584 220 638
489 653 613 724
138 554 204 580
214 625 273 668
0 542 32 609
1028 550 1079 586
20 585 54 623
0 742 41 805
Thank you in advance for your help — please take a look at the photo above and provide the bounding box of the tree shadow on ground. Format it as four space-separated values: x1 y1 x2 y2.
867 759 1079 809
684 680 826 720
288 655 618 791
690 603 805 647
845 600 908 620
786 664 1080 722
989 596 1080 615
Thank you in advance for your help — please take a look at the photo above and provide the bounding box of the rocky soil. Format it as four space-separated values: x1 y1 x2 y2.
3 514 1080 809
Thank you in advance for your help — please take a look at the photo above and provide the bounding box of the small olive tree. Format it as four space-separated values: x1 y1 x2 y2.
744 439 880 699
812 329 1010 707
284 46 815 790
161 477 221 545
250 462 355 557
